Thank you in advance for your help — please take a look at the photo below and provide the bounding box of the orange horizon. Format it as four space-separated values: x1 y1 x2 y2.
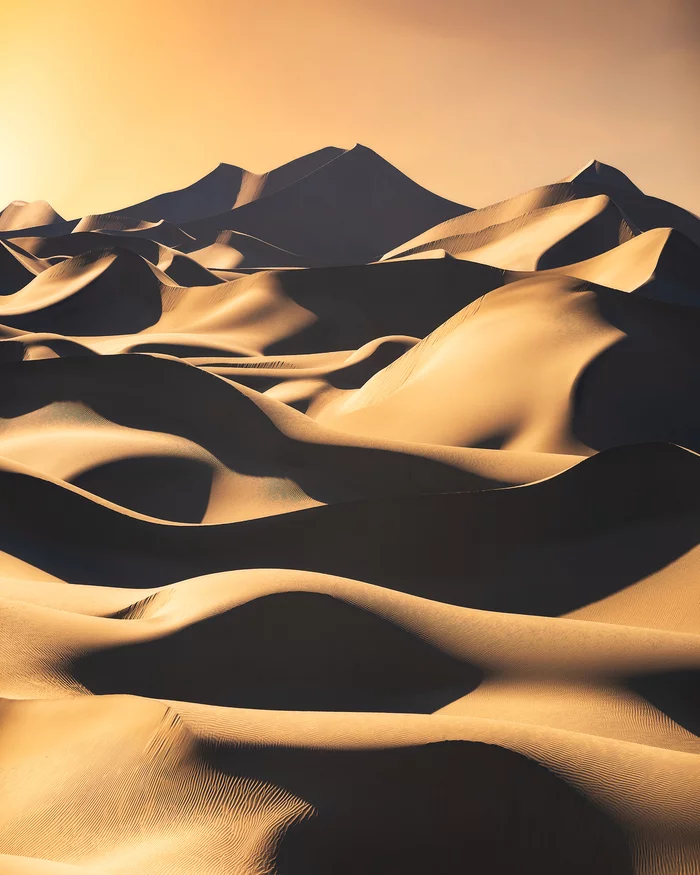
1 0 699 218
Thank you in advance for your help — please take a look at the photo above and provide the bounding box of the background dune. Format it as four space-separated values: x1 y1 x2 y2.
1 146 699 874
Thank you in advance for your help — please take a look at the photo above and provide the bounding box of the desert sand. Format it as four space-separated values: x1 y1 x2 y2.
0 145 699 874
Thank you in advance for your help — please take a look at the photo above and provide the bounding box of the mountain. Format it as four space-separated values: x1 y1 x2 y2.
177 144 469 265
119 147 346 225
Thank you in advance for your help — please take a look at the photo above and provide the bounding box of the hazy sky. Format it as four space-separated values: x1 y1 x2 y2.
2 0 698 218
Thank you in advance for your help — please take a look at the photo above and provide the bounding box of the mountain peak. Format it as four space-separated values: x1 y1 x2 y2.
562 159 643 194
211 162 247 176
178 144 468 265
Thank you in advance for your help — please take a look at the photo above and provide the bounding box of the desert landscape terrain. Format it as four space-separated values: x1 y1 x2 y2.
0 145 699 873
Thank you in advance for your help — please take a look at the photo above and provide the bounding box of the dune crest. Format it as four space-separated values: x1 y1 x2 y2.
1 147 699 874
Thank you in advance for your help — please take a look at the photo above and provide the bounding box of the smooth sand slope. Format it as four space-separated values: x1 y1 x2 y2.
1 149 699 875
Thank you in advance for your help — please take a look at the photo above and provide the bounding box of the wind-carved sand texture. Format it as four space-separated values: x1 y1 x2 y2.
1 145 700 874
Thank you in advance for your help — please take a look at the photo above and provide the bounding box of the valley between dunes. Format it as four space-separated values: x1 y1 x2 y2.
1 146 700 873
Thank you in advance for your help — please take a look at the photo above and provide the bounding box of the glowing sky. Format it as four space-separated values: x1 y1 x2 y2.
2 0 698 218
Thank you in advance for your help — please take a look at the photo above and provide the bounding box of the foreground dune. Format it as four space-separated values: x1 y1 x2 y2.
1 148 699 874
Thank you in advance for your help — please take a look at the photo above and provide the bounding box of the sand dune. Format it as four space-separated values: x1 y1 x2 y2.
0 354 581 523
0 256 506 363
384 160 700 265
384 193 637 270
529 226 700 299
0 241 48 295
0 200 64 232
313 275 700 452
10 232 225 286
1 148 699 874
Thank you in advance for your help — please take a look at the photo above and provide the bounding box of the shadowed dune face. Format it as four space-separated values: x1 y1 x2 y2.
627 670 700 737
72 591 484 711
71 456 214 523
232 742 635 875
573 289 700 451
2 149 700 874
0 242 43 295
0 250 165 336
